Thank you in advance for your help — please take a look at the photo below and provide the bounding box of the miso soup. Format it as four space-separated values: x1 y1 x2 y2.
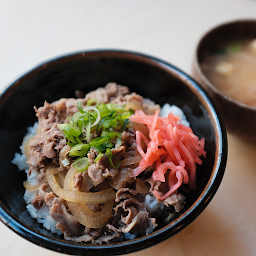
201 39 256 108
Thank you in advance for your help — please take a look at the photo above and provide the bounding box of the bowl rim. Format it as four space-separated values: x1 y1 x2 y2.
0 49 227 255
194 18 256 111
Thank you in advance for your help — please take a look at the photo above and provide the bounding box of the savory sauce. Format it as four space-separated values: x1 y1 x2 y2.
201 39 256 107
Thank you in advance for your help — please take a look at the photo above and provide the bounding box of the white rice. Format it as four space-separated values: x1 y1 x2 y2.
160 103 190 127
12 104 189 238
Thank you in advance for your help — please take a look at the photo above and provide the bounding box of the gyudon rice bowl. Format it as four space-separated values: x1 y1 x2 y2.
12 82 206 244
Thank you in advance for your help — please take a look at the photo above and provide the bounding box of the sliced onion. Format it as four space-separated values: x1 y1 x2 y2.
57 171 66 188
59 145 71 168
120 156 142 168
46 166 115 204
63 166 113 228
67 201 113 228
23 177 46 191
63 166 78 190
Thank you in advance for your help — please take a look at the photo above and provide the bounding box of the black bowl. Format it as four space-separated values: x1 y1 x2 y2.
0 50 227 255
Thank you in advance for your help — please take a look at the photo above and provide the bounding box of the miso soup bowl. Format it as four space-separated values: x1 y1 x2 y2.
0 50 227 255
192 19 256 142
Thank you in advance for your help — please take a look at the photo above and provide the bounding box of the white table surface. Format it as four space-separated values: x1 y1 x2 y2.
1 1 256 255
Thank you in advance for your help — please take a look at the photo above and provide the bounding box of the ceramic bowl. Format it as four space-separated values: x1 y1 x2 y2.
0 50 227 255
192 19 256 142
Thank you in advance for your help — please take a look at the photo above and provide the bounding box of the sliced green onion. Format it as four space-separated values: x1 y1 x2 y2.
72 157 89 172
87 99 99 107
72 112 83 128
77 101 85 113
121 119 129 131
106 148 112 157
66 142 76 147
67 116 73 126
76 137 83 144
106 103 125 113
99 108 112 118
63 130 77 144
103 118 117 129
103 141 114 148
95 153 104 163
57 123 81 137
108 132 121 140
96 117 105 133
59 99 131 160
69 144 90 157
89 136 109 149
120 111 131 119
94 144 106 153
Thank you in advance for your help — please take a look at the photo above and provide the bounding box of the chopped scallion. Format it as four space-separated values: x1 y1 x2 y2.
57 123 81 137
95 153 104 163
69 143 90 157
87 99 99 107
77 101 85 113
72 157 89 172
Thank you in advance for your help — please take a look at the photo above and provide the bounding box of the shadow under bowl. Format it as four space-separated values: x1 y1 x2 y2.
0 50 227 255
192 19 256 142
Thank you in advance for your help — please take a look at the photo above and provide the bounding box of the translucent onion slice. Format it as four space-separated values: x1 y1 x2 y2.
46 166 115 204
63 166 78 190
63 166 113 228
57 171 67 188
59 145 71 167
120 156 142 168
23 177 46 191
67 201 113 228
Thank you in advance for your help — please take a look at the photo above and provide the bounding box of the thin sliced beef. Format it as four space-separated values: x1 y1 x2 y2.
115 188 138 202
84 82 130 104
122 211 157 235
45 192 83 237
30 183 49 210
87 164 118 184
163 193 186 212
111 93 143 106
113 197 157 235
87 147 98 165
66 226 119 244
28 123 66 175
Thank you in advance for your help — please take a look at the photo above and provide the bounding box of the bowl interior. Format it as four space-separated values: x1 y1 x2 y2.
0 50 226 255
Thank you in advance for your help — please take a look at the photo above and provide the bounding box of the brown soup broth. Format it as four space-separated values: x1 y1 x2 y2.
201 39 256 107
